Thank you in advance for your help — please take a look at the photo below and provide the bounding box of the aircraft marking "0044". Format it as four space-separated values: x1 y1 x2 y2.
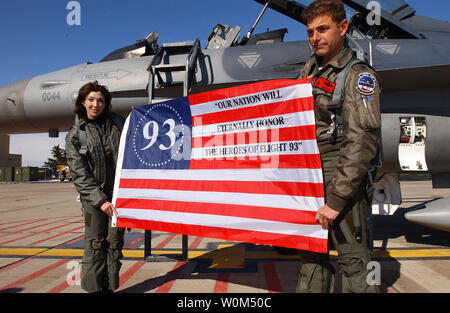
42 91 61 102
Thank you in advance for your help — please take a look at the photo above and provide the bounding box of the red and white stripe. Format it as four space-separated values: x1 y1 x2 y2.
113 79 327 253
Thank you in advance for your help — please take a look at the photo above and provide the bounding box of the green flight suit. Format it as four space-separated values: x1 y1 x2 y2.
296 46 381 293
66 112 125 293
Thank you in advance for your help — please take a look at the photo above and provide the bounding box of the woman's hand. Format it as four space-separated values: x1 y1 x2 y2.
100 201 118 217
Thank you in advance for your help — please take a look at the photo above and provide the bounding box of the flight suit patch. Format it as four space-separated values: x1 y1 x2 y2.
314 77 336 94
356 72 376 96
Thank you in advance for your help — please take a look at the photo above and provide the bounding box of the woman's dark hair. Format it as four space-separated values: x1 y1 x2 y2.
74 81 112 119
301 0 347 25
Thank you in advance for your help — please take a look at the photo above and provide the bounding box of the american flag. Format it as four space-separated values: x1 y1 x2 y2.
112 79 327 253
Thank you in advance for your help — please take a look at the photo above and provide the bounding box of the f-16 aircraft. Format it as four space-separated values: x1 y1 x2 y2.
1 0 449 232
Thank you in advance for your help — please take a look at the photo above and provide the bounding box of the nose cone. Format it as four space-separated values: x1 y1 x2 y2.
405 197 450 232
0 78 31 134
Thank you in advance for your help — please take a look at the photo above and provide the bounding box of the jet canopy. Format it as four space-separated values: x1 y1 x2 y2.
255 0 420 39
373 0 409 12
299 0 411 13
100 0 426 63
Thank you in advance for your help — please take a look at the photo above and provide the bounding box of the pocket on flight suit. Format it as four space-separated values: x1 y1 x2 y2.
82 237 107 265
84 211 92 227
356 95 381 131
297 250 336 293
297 260 335 293
297 263 318 293
81 237 108 292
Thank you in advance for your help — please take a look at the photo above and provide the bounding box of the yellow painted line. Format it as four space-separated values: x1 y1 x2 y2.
0 248 209 259
124 250 212 259
1 248 450 260
330 249 450 258
40 249 84 257
123 250 144 258
371 249 450 259
0 248 47 256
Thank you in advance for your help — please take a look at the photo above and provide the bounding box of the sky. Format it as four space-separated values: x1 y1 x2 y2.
1 0 449 167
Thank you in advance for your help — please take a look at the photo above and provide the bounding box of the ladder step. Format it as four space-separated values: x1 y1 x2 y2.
162 41 194 54
153 63 186 72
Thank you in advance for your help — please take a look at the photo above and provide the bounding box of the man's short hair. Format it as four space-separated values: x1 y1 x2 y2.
301 0 347 25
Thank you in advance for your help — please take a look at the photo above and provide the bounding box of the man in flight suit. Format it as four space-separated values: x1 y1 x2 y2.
296 0 381 293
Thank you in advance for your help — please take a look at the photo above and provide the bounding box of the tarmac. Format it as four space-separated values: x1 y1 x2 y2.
0 179 449 294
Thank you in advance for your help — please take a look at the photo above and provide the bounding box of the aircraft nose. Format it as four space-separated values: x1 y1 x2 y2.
1 85 17 108
0 78 31 133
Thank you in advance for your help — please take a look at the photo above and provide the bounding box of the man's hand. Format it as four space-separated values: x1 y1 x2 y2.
100 201 118 217
315 204 339 230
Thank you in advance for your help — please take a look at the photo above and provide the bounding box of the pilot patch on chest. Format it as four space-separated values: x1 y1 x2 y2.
356 72 376 96
314 77 336 94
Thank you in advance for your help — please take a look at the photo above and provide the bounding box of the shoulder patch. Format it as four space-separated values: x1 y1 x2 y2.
356 72 376 96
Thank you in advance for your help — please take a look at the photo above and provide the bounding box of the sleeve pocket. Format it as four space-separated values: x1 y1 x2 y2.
357 96 381 130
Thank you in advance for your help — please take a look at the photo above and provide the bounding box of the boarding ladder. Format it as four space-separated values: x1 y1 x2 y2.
147 38 201 103
144 39 201 262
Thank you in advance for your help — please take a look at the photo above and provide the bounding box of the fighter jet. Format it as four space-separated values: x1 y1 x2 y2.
1 0 449 232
